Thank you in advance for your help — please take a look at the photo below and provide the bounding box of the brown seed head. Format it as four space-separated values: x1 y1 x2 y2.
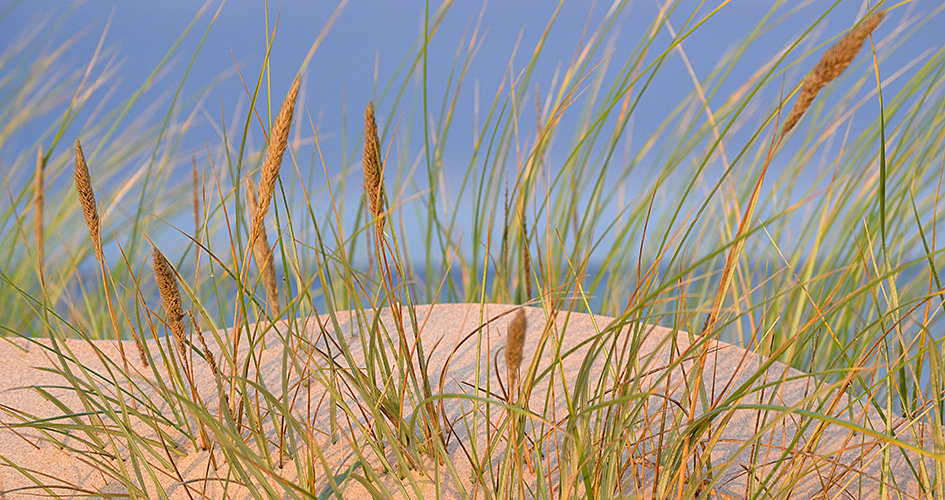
74 140 102 261
153 247 187 358
782 10 886 136
246 178 279 313
246 177 259 224
363 101 386 236
250 76 301 251
189 310 218 377
505 308 527 390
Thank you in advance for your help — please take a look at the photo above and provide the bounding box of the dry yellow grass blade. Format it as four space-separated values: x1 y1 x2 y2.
192 157 200 238
782 10 886 136
363 101 386 236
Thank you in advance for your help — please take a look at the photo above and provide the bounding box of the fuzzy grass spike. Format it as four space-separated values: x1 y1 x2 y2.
782 10 886 135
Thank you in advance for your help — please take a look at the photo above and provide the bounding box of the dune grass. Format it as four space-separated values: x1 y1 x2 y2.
2 0 945 498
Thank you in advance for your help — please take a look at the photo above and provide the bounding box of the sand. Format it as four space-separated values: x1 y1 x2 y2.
0 303 939 499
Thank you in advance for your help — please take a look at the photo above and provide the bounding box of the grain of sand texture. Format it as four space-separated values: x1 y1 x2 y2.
0 304 939 498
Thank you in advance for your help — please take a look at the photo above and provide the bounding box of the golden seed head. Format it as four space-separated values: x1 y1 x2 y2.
74 140 102 261
505 308 527 389
152 247 187 357
250 76 301 250
363 101 386 236
245 178 279 313
189 310 218 377
245 177 259 220
782 10 886 136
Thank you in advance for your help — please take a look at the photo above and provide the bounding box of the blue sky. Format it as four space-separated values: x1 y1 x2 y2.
6 0 930 169
2 0 943 269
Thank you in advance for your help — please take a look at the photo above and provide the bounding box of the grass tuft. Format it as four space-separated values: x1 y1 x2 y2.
2 2 945 499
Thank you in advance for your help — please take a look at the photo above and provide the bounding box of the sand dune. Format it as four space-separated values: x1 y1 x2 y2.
0 304 938 499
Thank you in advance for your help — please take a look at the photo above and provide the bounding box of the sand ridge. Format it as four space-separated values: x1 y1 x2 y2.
0 303 938 499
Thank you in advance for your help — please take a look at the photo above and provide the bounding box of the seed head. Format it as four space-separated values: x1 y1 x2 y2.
505 308 527 391
782 10 886 136
246 178 279 313
74 140 102 261
153 247 187 358
250 77 301 252
363 101 386 236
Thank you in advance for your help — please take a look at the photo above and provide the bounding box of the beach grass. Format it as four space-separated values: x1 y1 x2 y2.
2 1 945 498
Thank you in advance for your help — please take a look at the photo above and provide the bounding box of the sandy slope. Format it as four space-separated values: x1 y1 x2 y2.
0 304 938 499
